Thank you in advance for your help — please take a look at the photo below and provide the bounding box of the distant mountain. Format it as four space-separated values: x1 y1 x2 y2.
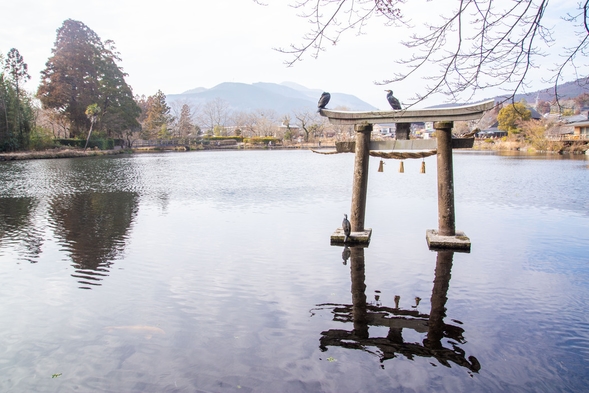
280 81 324 99
182 87 208 94
167 82 377 115
485 78 589 104
509 78 589 103
426 78 589 109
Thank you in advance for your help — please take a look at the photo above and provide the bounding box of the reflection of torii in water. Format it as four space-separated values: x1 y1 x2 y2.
314 248 481 372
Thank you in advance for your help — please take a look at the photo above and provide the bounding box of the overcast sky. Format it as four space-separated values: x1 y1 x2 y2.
1 0 583 109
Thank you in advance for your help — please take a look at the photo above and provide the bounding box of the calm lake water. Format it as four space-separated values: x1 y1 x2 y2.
0 149 588 392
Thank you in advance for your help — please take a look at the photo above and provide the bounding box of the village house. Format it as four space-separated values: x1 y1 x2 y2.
570 120 589 139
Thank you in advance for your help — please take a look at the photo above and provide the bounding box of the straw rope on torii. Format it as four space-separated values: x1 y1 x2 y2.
369 150 437 159
310 149 341 155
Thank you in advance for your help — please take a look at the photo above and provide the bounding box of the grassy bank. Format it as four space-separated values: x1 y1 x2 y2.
472 139 589 154
2 140 587 162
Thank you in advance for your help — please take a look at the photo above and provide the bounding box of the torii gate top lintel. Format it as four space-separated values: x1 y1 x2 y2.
319 99 494 125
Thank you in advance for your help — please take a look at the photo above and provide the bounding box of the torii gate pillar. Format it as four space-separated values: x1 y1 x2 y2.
331 123 373 245
435 121 456 236
426 121 471 251
351 123 372 233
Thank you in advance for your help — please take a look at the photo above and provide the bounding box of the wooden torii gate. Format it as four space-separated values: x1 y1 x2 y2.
319 99 495 251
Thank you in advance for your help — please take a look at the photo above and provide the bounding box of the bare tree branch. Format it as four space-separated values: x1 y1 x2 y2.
275 0 405 67
270 0 589 106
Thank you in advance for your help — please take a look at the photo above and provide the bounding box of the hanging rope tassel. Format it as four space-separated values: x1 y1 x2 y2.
420 160 426 174
399 161 404 173
378 159 385 172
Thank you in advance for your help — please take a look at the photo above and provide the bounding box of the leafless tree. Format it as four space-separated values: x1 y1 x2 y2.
232 109 280 137
36 107 70 138
252 109 279 137
231 110 256 137
273 0 589 106
330 105 354 140
293 109 327 141
196 97 231 134
277 114 293 141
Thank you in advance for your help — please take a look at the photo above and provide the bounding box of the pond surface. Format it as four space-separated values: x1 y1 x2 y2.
1 150 588 392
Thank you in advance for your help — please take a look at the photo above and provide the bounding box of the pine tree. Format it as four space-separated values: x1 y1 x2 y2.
177 104 194 138
4 48 30 99
141 90 171 139
0 49 34 151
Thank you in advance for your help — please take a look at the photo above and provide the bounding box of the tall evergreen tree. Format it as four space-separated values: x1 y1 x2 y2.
141 90 171 139
95 40 140 138
4 48 30 99
177 104 194 138
37 19 140 138
0 49 34 151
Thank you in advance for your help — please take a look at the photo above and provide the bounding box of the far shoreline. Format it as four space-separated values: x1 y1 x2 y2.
1 140 588 162
0 144 331 161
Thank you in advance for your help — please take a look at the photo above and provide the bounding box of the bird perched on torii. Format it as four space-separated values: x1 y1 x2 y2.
385 89 402 110
317 92 331 112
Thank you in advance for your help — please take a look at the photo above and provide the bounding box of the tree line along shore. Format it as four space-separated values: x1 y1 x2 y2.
2 137 588 162
3 19 589 157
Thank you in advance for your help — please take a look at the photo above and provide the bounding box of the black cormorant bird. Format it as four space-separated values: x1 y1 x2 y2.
317 92 331 112
385 89 402 110
342 213 351 243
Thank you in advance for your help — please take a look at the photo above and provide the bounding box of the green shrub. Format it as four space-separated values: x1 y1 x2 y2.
55 138 85 148
244 136 281 145
29 127 56 150
204 136 244 142
54 138 115 149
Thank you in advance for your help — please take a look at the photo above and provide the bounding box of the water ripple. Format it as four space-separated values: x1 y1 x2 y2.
1 150 589 392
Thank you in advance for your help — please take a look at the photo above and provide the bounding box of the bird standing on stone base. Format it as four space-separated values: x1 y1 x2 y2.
317 92 331 112
342 213 351 243
385 89 402 110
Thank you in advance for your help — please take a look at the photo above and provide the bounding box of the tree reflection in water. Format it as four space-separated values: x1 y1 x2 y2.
49 192 138 289
0 197 44 263
316 247 481 372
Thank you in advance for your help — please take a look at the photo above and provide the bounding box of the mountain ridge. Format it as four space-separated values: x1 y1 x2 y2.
508 78 589 103
167 81 377 115
169 79 589 115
